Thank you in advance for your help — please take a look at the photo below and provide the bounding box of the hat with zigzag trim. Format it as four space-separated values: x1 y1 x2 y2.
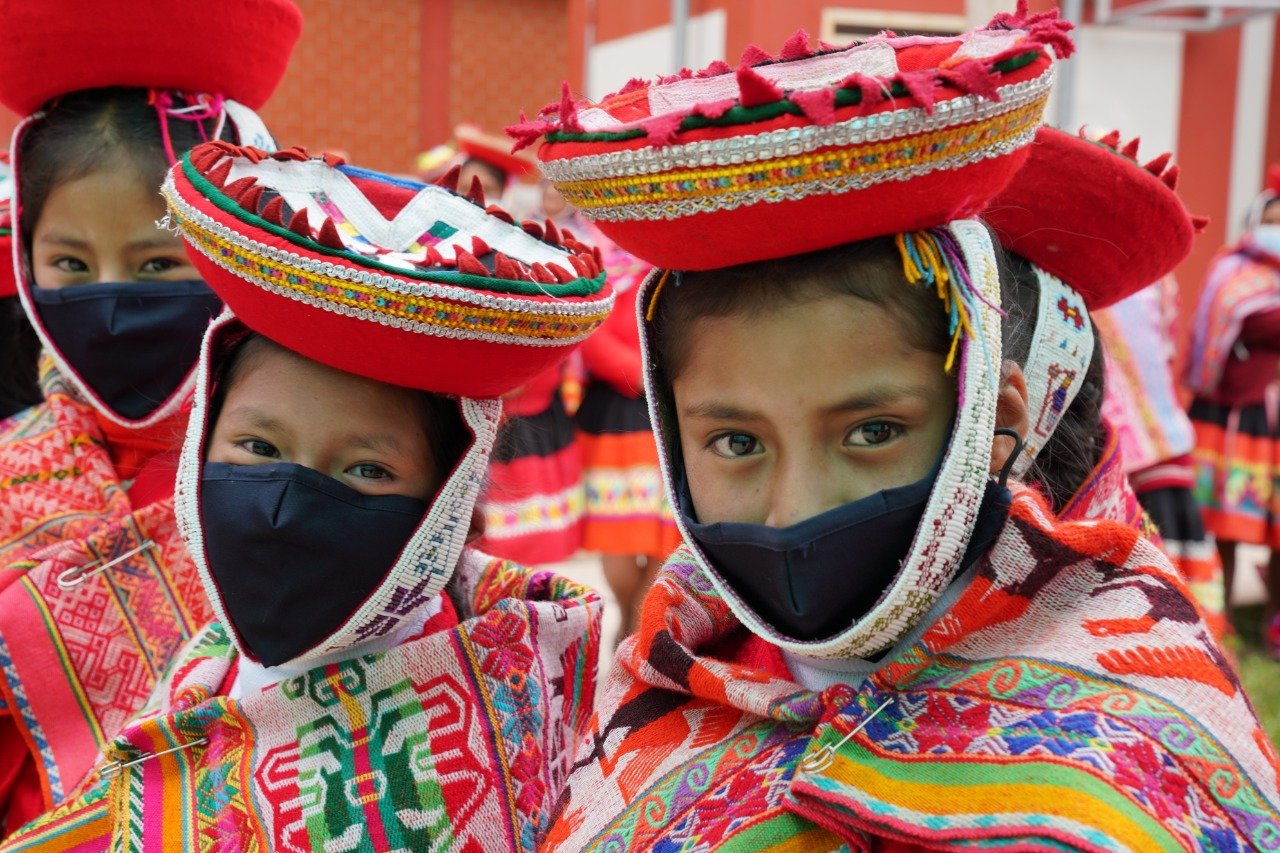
513 4 1072 271
162 141 614 398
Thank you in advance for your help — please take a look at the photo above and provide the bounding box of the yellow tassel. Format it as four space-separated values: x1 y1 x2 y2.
645 268 673 322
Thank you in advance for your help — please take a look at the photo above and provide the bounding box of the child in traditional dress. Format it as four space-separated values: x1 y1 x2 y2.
515 8 1279 849
0 141 613 850
1187 165 1280 656
0 0 299 832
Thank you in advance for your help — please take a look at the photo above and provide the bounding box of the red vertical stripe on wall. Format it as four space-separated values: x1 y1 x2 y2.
421 0 453 150
1175 27 1243 342
1266 16 1280 174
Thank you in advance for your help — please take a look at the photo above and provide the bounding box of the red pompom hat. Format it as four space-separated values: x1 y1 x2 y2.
985 125 1203 311
0 0 301 116
164 142 613 665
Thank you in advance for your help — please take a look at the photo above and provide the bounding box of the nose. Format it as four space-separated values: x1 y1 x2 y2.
94 260 131 284
763 451 848 529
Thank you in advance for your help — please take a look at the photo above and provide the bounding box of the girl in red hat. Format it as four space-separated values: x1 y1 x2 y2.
1187 167 1280 658
0 140 611 851
0 0 301 833
521 8 1278 849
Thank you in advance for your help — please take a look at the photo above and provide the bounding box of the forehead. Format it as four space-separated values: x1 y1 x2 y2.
218 343 423 430
673 293 951 410
36 168 171 235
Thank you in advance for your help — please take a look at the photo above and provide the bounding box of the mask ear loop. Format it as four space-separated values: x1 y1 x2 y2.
993 427 1025 489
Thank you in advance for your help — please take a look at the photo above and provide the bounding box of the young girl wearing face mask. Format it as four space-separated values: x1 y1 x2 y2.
1187 166 1280 657
0 140 612 850
515 9 1279 850
0 0 299 834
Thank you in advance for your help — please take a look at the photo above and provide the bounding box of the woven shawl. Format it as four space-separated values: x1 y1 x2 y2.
1186 248 1280 398
545 488 1278 852
1 551 601 853
0 361 140 575
0 496 206 812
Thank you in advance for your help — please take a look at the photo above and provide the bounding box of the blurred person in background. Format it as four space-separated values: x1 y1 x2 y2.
1186 165 1280 657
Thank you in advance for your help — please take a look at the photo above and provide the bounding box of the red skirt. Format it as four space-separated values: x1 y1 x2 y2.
1190 397 1280 547
478 393 584 564
577 382 682 558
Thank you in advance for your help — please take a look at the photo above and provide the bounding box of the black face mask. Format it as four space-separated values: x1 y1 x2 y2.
200 462 428 667
29 280 222 421
681 470 1011 642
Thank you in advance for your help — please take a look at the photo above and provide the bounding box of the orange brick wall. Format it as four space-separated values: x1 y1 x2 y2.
259 0 423 173
446 0 570 145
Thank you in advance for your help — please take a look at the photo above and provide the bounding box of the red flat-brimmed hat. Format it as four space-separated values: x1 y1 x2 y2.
456 123 538 179
0 0 302 115
162 141 614 399
985 126 1203 310
514 4 1072 271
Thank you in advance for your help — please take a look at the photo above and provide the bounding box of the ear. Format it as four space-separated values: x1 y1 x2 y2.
990 359 1029 474
466 504 486 545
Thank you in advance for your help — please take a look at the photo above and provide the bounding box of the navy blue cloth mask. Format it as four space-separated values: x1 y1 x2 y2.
29 280 222 421
200 462 428 667
682 469 1010 642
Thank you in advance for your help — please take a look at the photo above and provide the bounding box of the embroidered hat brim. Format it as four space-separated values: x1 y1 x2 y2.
0 0 302 115
163 142 615 399
985 126 1200 310
520 11 1071 271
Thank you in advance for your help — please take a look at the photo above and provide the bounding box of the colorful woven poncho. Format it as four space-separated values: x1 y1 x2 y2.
544 488 1279 852
1186 245 1280 399
1 551 601 852
0 362 140 574
0 494 206 825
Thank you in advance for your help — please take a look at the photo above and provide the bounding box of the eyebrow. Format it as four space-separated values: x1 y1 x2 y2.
222 407 288 433
344 432 406 454
681 385 938 422
37 233 181 252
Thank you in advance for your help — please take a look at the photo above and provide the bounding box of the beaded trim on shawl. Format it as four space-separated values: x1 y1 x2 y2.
639 219 1005 659
1010 266 1094 479
175 311 503 667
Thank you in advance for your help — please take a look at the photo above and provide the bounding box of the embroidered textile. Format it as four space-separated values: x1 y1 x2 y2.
1 552 601 852
1096 277 1196 472
544 489 1278 852
0 498 205 807
0 364 136 578
1186 248 1280 398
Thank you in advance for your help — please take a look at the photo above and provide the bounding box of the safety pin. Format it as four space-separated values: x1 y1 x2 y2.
56 540 156 590
99 737 208 778
798 697 894 774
